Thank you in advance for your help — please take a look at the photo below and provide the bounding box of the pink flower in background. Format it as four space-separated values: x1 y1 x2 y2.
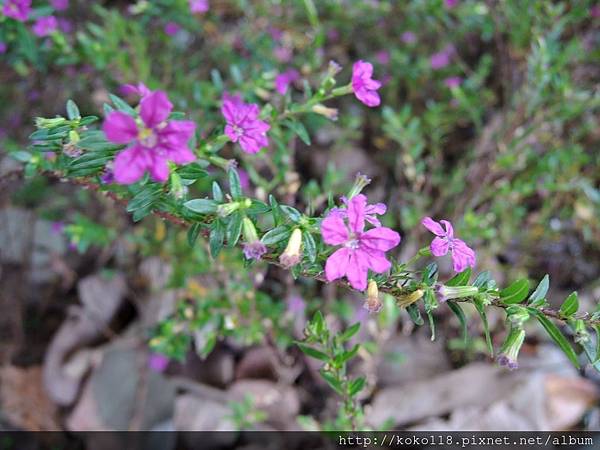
3 0 31 22
422 217 476 273
103 90 196 184
238 168 250 190
189 0 209 14
375 50 390 65
321 194 400 291
330 196 387 227
0 42 7 54
401 31 416 44
430 51 450 69
32 16 58 37
164 22 181 36
274 46 292 63
50 0 69 11
148 353 169 373
351 60 382 107
445 0 458 8
275 69 300 95
58 18 72 33
591 5 600 18
120 82 152 98
222 93 270 154
444 76 462 88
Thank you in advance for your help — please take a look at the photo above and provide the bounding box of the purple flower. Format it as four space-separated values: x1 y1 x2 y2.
0 42 7 54
592 5 600 18
375 50 390 65
222 93 270 154
102 90 196 184
120 82 152 98
148 353 170 373
275 69 300 95
445 0 458 8
50 0 69 11
321 194 400 291
51 221 65 235
401 31 416 44
421 217 476 273
430 51 450 70
189 0 209 14
3 0 31 22
330 196 387 227
351 60 382 108
243 241 267 260
444 76 462 88
58 18 72 33
32 16 58 37
164 22 181 36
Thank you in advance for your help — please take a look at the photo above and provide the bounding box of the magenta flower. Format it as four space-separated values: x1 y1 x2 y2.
421 217 476 273
32 16 58 37
120 82 152 98
50 0 69 11
275 69 300 95
430 51 450 70
330 196 387 227
148 353 169 373
351 60 382 108
2 0 30 22
375 50 390 65
592 5 600 18
102 90 196 184
189 0 209 13
164 22 181 36
444 76 462 88
445 0 458 8
222 93 270 154
321 194 400 291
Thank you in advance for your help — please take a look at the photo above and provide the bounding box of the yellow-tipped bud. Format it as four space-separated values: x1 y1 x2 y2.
363 280 382 313
311 104 338 121
279 228 303 269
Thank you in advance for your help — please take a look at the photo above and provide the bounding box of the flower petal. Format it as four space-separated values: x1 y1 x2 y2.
451 239 476 272
346 250 368 291
102 111 137 144
325 248 351 282
321 214 349 245
113 145 150 184
430 236 450 257
148 155 170 183
358 248 391 273
441 219 454 239
361 226 401 252
421 216 445 236
347 194 366 233
140 90 172 128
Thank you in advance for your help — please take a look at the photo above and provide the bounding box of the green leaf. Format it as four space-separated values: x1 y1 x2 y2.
335 344 360 365
187 223 202 247
226 212 243 247
348 377 366 397
177 163 208 184
559 292 579 317
246 200 270 215
406 303 424 326
261 226 290 245
269 195 282 225
319 369 344 395
421 263 438 286
339 323 360 342
108 93 136 115
446 268 471 287
284 119 311 145
447 301 468 345
280 205 302 223
184 198 218 214
528 274 549 304
297 343 329 361
302 231 316 263
127 186 161 212
228 168 242 199
212 181 224 202
474 298 493 356
426 310 436 341
500 279 530 304
312 311 326 336
529 308 579 368
66 100 81 120
210 220 225 257
472 271 492 288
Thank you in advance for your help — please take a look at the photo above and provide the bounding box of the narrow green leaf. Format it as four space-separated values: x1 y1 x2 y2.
212 181 224 202
280 205 302 223
447 301 468 345
297 343 329 361
108 93 136 115
319 369 344 395
472 271 491 288
348 377 366 397
529 308 579 368
284 119 311 145
187 223 202 247
559 292 579 317
302 231 317 263
406 303 424 326
261 226 290 245
446 268 472 287
335 344 360 365
209 220 224 257
339 322 360 342
500 279 530 305
246 200 270 215
528 274 549 304
184 198 218 214
66 100 81 120
228 168 242 199
474 299 493 356
226 212 243 247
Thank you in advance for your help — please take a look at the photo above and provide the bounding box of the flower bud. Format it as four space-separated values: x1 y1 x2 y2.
242 217 266 260
574 319 590 344
396 289 424 308
363 280 382 313
346 173 372 200
435 284 478 303
505 305 530 327
311 104 338 121
279 228 303 269
217 202 241 217
35 117 67 128
497 327 526 370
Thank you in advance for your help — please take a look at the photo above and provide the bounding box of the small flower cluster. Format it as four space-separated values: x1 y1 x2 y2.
3 0 68 38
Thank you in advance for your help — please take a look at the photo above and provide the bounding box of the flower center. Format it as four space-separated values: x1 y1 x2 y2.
345 234 360 249
138 127 157 148
232 124 244 138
